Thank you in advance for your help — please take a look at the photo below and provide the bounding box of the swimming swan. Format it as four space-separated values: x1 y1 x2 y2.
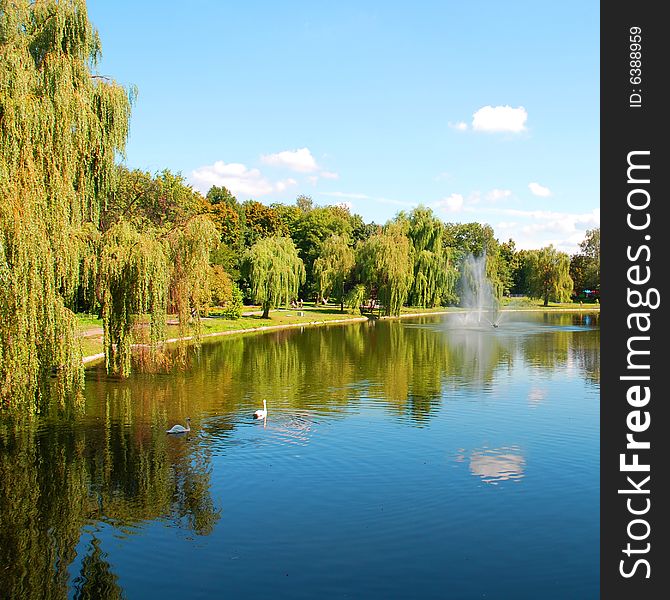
166 418 191 434
253 400 267 419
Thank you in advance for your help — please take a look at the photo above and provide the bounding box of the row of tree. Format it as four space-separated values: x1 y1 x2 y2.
0 0 599 411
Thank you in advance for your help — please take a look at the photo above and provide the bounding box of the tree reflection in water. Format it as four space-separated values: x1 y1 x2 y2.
0 393 220 597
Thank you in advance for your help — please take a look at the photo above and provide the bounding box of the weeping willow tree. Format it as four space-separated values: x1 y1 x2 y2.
404 207 458 307
357 224 413 316
245 236 305 318
525 245 574 306
313 234 355 311
99 222 168 377
168 215 220 343
0 0 132 410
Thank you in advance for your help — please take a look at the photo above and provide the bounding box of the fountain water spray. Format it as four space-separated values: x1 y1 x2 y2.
457 253 502 328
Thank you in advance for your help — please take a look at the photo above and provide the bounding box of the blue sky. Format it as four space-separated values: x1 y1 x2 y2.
87 1 599 254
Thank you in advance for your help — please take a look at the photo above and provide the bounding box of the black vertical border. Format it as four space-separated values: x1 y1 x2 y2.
601 3 668 598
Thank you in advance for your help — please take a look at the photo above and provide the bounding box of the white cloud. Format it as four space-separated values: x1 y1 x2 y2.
492 207 600 254
486 189 512 202
448 121 468 131
261 147 319 172
319 170 339 179
435 193 464 212
472 105 528 133
275 178 297 192
528 182 552 197
189 160 296 198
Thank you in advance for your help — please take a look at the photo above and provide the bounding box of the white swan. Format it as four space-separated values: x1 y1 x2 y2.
166 417 191 434
253 400 267 419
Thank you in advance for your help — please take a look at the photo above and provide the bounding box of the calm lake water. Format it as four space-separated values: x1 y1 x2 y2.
0 311 600 599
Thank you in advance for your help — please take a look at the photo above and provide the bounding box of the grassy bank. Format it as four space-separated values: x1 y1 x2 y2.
78 299 599 364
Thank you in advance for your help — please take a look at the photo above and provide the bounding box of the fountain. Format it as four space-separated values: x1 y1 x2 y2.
456 253 502 328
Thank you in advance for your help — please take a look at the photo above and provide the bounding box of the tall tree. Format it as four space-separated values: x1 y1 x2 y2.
242 201 287 247
99 222 168 377
357 224 413 316
290 205 352 296
1 0 132 409
245 237 305 318
206 185 238 207
313 234 355 311
525 245 574 306
167 215 220 344
499 238 520 296
402 207 458 307
578 228 600 292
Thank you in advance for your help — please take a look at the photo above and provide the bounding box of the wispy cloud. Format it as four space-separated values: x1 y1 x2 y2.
190 160 297 198
528 182 552 197
448 121 468 131
486 189 512 202
434 193 465 213
472 105 528 133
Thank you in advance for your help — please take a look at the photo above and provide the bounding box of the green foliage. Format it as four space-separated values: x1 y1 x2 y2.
245 236 305 318
344 284 367 311
209 265 233 307
313 234 355 310
571 228 600 294
402 207 458 307
168 215 220 342
209 266 243 319
296 194 314 212
498 238 521 296
99 222 168 377
271 202 302 234
242 200 287 246
525 245 574 306
104 167 204 232
357 224 413 316
205 186 244 278
290 205 353 296
223 284 244 319
206 185 238 207
0 0 131 409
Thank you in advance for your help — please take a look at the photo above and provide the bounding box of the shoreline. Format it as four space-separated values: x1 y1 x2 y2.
82 305 600 366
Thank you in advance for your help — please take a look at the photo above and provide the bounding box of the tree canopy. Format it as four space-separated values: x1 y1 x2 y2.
245 236 305 318
1 0 132 409
357 224 414 316
313 234 355 310
525 245 574 306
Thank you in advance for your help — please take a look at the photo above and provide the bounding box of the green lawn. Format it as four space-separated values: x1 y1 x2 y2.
77 299 598 361
500 296 600 310
76 305 367 359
